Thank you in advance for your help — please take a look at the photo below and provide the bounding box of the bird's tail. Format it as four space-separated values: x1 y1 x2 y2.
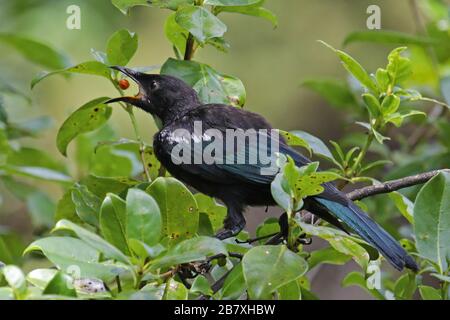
315 197 418 271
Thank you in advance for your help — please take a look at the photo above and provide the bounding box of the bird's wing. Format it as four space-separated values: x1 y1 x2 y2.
156 104 311 185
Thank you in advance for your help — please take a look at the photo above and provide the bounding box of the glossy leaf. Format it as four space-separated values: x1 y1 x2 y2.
320 41 378 94
414 172 450 273
71 184 101 227
24 237 130 282
31 61 111 89
163 279 188 300
175 6 227 43
419 285 442 300
217 3 277 27
194 194 227 233
99 194 130 255
53 219 130 264
2 265 27 299
161 58 246 107
242 245 308 299
146 177 198 245
126 189 162 246
106 29 138 66
150 236 227 270
388 192 414 224
219 263 246 299
56 97 112 156
111 0 151 14
43 272 77 297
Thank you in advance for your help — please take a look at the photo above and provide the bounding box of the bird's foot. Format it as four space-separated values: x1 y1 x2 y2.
215 222 245 240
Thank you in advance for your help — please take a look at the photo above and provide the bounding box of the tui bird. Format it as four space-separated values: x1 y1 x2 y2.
106 66 418 271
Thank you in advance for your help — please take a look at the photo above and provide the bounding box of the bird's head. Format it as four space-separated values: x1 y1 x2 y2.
106 66 200 123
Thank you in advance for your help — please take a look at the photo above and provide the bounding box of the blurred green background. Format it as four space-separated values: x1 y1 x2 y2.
0 0 445 299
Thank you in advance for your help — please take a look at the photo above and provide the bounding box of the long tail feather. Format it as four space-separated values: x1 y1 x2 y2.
315 198 418 271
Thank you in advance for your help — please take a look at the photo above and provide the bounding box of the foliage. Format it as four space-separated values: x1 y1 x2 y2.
0 0 449 300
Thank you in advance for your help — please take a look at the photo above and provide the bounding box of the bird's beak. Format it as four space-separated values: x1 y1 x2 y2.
105 66 146 105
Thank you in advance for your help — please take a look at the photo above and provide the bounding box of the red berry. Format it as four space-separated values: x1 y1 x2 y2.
118 79 130 90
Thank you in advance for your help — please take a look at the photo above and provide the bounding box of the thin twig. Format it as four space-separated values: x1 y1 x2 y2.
346 169 449 201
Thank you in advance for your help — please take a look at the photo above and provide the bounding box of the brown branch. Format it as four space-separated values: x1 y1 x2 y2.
346 169 449 201
184 33 195 61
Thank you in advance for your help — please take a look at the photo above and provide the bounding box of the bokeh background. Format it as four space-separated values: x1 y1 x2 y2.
0 0 446 299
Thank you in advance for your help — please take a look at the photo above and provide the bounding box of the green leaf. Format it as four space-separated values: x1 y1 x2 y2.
343 30 438 47
414 172 450 274
362 93 381 118
43 272 77 297
4 166 72 183
163 279 188 300
319 41 378 94
106 29 138 66
99 194 130 255
388 192 414 224
146 177 198 245
111 0 151 14
386 47 412 86
219 263 246 299
205 0 260 5
2 265 27 299
0 33 70 69
279 130 312 155
175 6 227 43
31 61 111 89
217 3 277 27
342 271 385 300
376 68 390 93
150 236 227 270
394 273 417 299
328 237 370 270
161 58 246 107
126 189 162 246
384 110 426 127
151 0 194 11
26 268 58 290
71 184 101 227
381 94 400 116
190 275 212 296
194 193 227 233
141 145 161 180
56 97 112 156
277 279 301 300
308 246 351 270
53 219 131 264
242 245 308 299
165 13 188 57
419 285 442 300
302 79 356 109
24 237 130 282
0 231 25 265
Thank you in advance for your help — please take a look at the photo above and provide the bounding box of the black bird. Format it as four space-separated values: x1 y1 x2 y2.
107 66 418 271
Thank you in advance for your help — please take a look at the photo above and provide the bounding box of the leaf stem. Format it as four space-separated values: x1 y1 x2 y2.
350 129 375 177
111 79 152 182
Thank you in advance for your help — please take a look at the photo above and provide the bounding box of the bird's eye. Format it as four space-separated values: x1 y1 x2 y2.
150 80 158 90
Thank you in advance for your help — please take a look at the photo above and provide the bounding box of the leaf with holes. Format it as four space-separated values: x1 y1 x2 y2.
146 177 198 245
56 97 112 156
